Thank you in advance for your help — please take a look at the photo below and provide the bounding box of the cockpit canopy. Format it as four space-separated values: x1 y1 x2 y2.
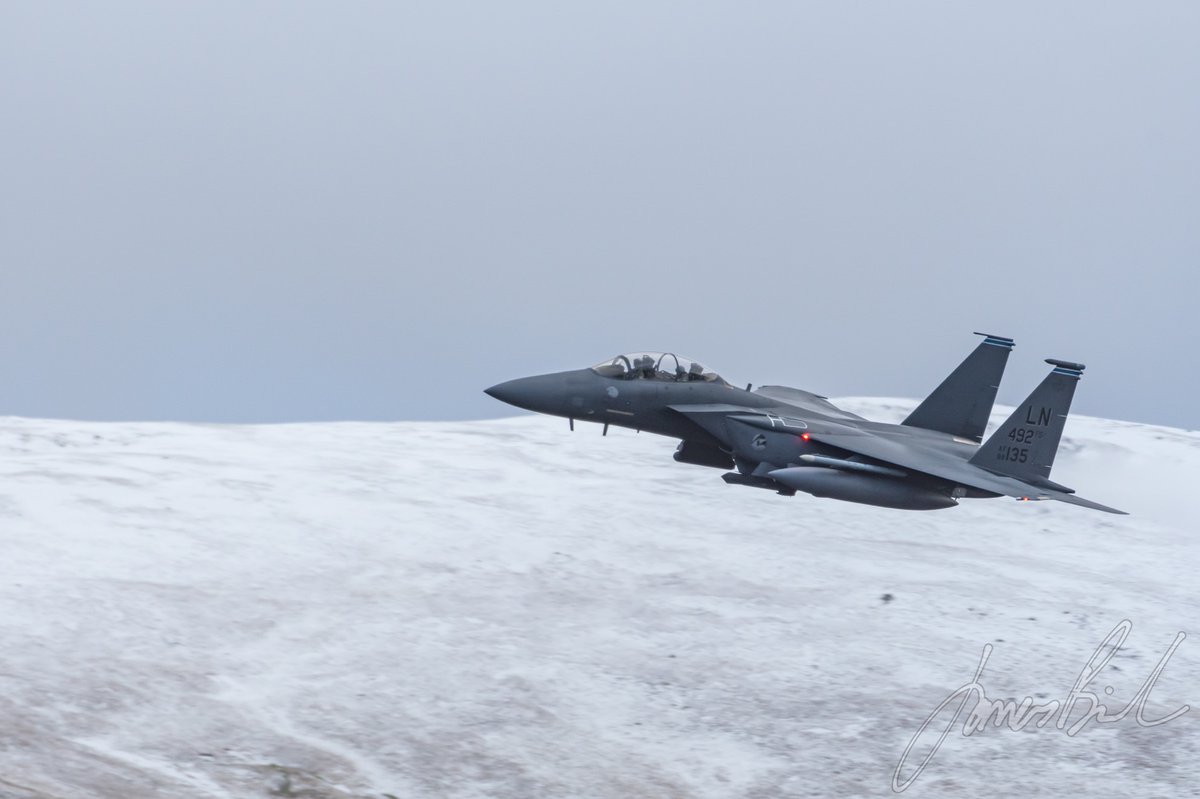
591 352 726 384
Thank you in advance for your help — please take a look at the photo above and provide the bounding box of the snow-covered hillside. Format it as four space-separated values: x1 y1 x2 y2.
1 401 1197 798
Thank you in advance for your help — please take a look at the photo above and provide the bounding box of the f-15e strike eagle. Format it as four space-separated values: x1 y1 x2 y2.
485 334 1125 514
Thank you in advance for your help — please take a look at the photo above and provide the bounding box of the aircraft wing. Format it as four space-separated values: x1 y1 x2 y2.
752 386 868 421
807 430 1128 515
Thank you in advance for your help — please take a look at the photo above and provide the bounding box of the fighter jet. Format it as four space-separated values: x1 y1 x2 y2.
484 334 1125 514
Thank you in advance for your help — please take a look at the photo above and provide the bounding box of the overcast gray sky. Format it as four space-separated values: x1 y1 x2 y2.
2 3 1197 427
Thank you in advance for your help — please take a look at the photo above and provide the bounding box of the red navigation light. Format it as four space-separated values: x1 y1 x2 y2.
801 432 811 442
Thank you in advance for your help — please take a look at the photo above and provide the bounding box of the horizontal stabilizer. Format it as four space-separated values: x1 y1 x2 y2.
1043 492 1127 515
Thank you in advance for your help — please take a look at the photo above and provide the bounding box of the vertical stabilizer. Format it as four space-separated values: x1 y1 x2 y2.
969 359 1084 481
902 333 1014 442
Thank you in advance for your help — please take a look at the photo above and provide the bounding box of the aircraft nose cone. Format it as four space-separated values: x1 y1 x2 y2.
484 375 561 413
484 379 520 405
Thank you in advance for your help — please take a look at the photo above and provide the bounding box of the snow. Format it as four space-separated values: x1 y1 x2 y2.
0 401 1197 798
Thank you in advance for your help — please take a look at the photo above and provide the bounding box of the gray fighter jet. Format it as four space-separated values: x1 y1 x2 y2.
485 334 1125 514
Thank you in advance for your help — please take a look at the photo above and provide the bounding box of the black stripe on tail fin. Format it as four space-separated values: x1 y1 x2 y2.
902 332 1014 442
969 358 1084 482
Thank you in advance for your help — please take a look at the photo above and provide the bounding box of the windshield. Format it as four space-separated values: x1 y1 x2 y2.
590 352 726 384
